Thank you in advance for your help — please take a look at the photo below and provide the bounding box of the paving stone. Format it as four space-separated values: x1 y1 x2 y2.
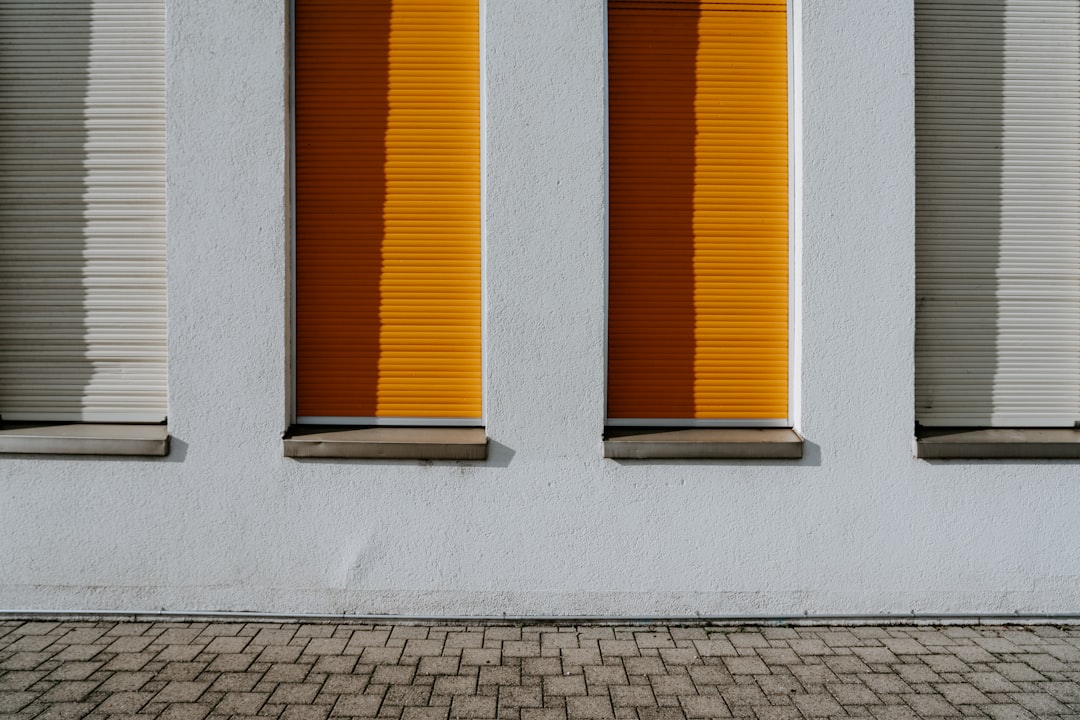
0 670 48 691
500 684 543 709
965 672 1020 694
624 657 667 676
154 680 212 702
484 628 521 642
104 636 155 654
754 648 798 666
789 639 833 656
567 695 615 719
269 682 322 705
435 675 479 696
1008 691 1073 715
693 640 737 658
405 707 451 720
463 648 502 666
883 639 930 656
158 703 213 720
924 655 972 674
41 679 100 702
157 661 208 682
637 708 687 720
420 655 461 676
451 694 498 718
282 705 332 720
895 663 941 684
980 706 1036 720
647 673 695 696
717 684 767 707
826 681 880 705
445 633 485 650
610 685 655 708
373 665 417 685
658 649 699 666
363 646 405 664
214 690 270 714
1043 679 1080 703
951 646 998 664
991 664 1046 683
386 683 434 706
934 682 990 705
688 664 733 687
974 638 1024 655
546 675 588 696
633 634 673 650
793 692 844 717
746 706 801 719
0 690 37 712
869 707 921 720
522 710 569 720
723 657 770 676
1046 644 1080 662
262 660 311 686
95 689 157 713
713 633 755 650
522 657 563 677
679 695 731 718
852 647 901 664
479 666 520 686
405 639 447 658
822 655 871 674
600 641 640 658
563 649 603 669
902 692 960 716
314 655 359 676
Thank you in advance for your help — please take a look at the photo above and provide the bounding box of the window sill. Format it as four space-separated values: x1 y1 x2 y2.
916 427 1080 459
284 425 488 460
0 422 169 456
603 427 803 459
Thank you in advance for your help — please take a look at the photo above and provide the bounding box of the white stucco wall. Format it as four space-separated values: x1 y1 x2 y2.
1 0 1078 618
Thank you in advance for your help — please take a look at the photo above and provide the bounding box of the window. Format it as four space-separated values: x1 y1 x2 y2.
606 0 792 430
0 1 168 435
293 0 482 429
915 0 1080 431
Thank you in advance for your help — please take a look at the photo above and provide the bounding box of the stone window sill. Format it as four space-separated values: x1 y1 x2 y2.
284 425 488 460
603 427 803 459
0 422 170 456
916 427 1080 459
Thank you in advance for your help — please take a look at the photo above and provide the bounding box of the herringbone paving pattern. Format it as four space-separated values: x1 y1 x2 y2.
1 620 1078 719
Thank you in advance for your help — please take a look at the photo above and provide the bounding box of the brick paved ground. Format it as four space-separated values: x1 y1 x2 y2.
1 620 1079 719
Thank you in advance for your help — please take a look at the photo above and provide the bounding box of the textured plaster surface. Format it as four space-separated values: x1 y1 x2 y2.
1 0 1079 617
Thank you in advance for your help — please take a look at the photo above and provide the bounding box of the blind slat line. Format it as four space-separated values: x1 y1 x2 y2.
915 0 1080 427
0 0 167 423
295 0 482 422
607 0 789 422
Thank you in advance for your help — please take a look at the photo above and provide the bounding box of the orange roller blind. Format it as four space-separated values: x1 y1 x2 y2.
607 0 789 422
295 0 482 422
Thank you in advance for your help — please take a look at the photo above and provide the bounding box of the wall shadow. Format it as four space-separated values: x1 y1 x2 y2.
607 1 698 420
0 4 94 423
294 1 389 418
914 1 1004 427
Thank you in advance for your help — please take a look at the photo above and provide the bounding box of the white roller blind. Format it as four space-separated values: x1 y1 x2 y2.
915 0 1080 427
0 0 167 422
